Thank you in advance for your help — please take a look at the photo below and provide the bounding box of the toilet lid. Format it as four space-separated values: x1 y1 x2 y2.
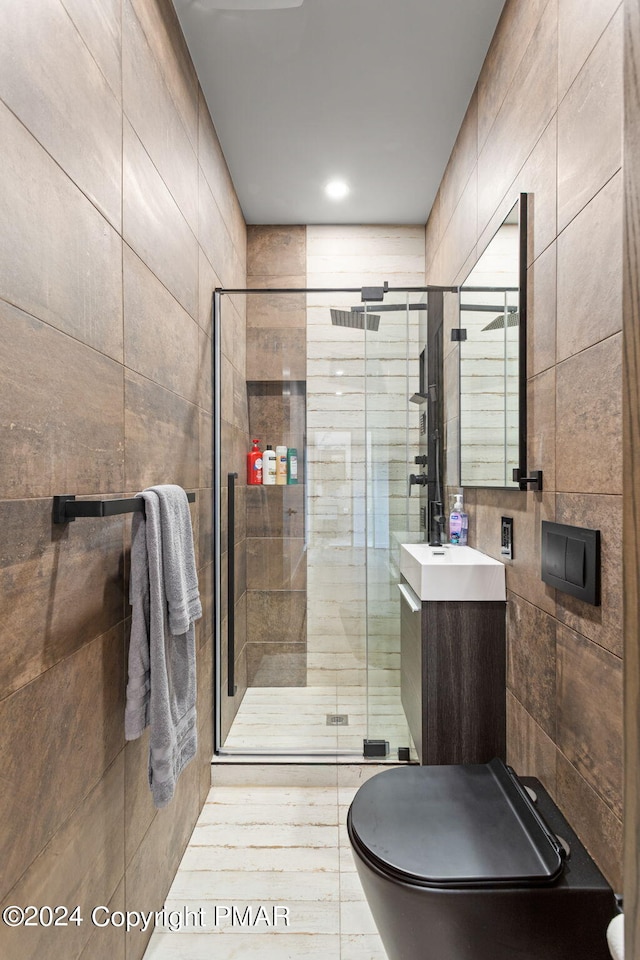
348 759 565 887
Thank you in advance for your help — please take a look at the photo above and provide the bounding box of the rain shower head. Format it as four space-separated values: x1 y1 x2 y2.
482 310 519 332
330 308 380 332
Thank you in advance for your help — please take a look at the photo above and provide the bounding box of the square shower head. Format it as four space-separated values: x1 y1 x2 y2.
330 308 380 332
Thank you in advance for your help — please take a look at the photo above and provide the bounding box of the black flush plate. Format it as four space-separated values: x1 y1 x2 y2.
541 521 600 605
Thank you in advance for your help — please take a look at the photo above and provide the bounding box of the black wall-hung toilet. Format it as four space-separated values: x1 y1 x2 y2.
347 759 618 960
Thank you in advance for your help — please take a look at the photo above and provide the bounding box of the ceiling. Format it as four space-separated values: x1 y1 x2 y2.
173 0 506 225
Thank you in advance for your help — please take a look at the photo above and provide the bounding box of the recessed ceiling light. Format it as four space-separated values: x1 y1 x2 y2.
325 180 350 200
335 369 344 376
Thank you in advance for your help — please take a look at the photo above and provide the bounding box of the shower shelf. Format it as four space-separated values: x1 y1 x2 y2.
53 491 196 524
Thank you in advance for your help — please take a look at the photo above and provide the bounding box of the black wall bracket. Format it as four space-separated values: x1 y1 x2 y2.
512 468 543 492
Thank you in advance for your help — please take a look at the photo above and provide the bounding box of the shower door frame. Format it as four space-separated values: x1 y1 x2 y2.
212 284 457 757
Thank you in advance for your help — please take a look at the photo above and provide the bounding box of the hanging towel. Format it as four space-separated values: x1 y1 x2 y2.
125 484 202 808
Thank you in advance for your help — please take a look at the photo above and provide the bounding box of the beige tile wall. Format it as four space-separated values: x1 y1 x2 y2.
0 2 246 958
427 0 623 887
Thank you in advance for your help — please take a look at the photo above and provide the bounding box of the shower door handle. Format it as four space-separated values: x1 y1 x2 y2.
227 472 238 697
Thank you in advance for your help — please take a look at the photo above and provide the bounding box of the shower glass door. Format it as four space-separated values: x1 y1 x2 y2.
214 285 427 757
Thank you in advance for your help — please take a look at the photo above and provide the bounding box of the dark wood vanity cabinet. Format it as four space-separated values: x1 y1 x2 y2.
400 578 506 764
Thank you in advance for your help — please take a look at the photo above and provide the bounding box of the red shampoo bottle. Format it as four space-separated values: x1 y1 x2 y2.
247 439 263 485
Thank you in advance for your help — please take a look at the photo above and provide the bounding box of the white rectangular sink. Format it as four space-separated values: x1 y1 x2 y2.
400 543 506 602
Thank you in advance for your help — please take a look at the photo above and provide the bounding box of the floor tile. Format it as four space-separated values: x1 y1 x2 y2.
143 764 388 960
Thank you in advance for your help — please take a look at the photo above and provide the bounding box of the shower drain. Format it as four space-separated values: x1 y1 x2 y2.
326 714 349 726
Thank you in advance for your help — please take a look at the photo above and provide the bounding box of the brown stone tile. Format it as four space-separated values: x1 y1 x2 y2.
558 0 622 101
472 489 556 616
437 167 478 286
0 301 125 499
477 0 551 150
235 484 247 543
129 0 198 148
123 0 198 234
478 0 558 232
196 623 213 732
556 171 623 362
235 537 247 602
425 189 442 276
520 117 558 264
124 246 200 403
221 354 235 429
246 485 305 538
0 103 123 360
199 328 214 413
220 643 247 743
199 736 213 806
506 692 557 793
247 225 306 277
199 168 237 290
555 494 622 656
528 367 556 490
0 624 125 899
246 642 307 687
246 590 307 646
78 878 126 960
200 411 213 490
246 538 306 591
199 89 246 262
0 753 125 960
555 751 623 889
125 756 200 960
246 286 307 330
0 0 122 229
197 561 214 654
124 370 199 492
198 247 220 337
61 0 121 100
556 623 623 819
198 491 213 572
453 244 479 287
477 119 557 267
439 88 479 233
555 334 622 495
557 8 623 232
0 499 125 700
507 594 557 739
233 367 249 434
123 119 198 317
246 327 307 381
124 729 156 868
527 240 556 376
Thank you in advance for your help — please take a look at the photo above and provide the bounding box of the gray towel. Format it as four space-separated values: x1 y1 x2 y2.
125 484 201 808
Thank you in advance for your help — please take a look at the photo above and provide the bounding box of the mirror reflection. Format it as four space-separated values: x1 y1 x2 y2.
459 202 520 488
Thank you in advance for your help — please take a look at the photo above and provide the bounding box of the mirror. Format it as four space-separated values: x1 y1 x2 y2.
458 195 533 489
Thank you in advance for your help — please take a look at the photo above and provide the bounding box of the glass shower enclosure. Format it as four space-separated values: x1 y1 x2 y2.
213 284 431 758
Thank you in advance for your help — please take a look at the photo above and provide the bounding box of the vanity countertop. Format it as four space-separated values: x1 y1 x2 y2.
400 543 506 602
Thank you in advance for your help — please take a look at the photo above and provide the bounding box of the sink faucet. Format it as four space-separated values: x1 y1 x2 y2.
429 501 447 546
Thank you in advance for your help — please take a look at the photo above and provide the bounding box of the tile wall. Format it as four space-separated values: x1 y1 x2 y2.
243 228 308 694
428 0 623 887
0 2 246 958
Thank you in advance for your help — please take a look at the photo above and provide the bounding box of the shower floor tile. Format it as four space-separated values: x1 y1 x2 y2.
142 773 388 960
221 684 413 760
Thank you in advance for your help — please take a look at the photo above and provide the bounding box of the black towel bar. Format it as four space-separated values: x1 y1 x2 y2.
53 492 196 524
